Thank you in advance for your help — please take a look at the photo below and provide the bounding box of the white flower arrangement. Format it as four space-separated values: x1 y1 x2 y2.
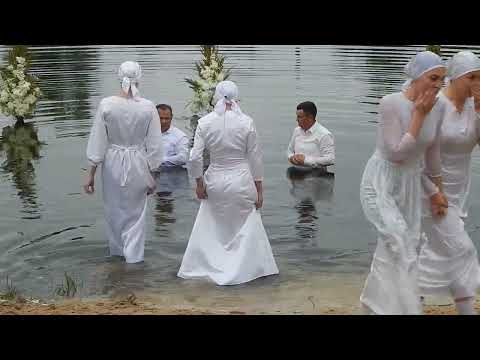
0 47 42 120
185 45 231 115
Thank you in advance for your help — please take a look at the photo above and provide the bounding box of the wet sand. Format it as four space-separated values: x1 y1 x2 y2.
1 271 478 315
1 297 478 315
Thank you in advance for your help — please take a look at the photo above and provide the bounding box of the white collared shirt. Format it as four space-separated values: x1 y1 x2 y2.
161 126 189 167
287 122 335 167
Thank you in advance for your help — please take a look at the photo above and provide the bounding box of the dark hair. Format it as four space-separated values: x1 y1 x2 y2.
156 104 173 115
297 101 317 119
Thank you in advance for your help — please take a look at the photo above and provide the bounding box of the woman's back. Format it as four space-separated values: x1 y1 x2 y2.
198 110 256 167
101 96 156 147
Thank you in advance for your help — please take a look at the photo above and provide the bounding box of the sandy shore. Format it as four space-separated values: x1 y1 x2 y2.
1 296 479 315
2 271 479 315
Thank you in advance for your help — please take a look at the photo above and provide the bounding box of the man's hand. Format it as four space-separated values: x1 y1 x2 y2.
289 154 306 165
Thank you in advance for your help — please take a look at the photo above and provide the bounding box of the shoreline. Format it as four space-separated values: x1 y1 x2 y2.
1 296 478 315
2 271 478 315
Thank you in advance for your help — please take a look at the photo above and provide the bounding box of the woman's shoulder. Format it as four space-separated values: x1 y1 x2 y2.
236 113 254 125
199 112 216 123
100 96 118 105
380 92 404 106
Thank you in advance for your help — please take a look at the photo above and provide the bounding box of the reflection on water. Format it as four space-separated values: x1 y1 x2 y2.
99 260 147 297
1 45 480 303
153 167 190 236
0 121 43 219
28 46 99 138
287 167 334 241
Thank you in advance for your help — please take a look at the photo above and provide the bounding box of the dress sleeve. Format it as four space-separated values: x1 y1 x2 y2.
86 100 108 166
379 97 417 163
246 119 264 181
145 104 164 172
189 122 206 179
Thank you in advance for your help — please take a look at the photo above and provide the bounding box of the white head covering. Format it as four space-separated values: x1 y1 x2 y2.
402 51 446 91
213 80 243 115
118 61 142 99
446 51 480 82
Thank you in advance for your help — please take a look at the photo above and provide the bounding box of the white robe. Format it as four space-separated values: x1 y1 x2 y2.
178 110 279 285
418 93 480 299
359 92 444 315
87 96 163 263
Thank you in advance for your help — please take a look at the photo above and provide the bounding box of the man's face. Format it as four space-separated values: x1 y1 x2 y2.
296 109 314 131
159 108 173 133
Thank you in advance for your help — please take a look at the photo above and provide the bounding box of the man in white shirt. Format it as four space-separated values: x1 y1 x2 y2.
287 101 335 169
157 104 189 168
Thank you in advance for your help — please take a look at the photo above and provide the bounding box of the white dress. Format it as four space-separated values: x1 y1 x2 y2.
178 110 279 285
87 96 163 263
360 92 444 315
418 93 480 299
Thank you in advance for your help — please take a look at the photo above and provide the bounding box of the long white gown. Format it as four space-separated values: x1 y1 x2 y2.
360 92 444 315
418 93 480 299
87 96 163 263
178 110 279 285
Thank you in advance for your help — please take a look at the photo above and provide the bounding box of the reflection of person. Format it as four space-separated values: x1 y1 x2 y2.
152 162 190 235
1 122 41 215
178 80 279 285
287 168 334 240
418 51 480 315
156 104 189 168
84 61 163 264
287 167 334 203
287 101 335 170
359 51 447 315
154 166 190 195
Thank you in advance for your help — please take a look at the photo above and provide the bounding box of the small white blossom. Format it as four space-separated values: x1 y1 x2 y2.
25 94 37 105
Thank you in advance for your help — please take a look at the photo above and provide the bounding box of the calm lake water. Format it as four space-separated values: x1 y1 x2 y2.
1 45 480 306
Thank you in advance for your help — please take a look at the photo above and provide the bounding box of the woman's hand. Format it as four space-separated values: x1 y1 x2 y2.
471 83 480 113
84 173 95 194
414 89 438 116
255 191 263 210
147 184 156 195
430 192 448 218
254 180 263 210
196 178 207 200
83 166 97 194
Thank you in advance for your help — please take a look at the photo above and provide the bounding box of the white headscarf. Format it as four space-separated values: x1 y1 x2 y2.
213 80 243 115
446 51 480 83
402 51 446 91
118 61 142 100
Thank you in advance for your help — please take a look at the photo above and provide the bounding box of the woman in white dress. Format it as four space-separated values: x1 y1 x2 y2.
178 81 279 285
84 61 163 264
418 51 480 315
359 51 448 314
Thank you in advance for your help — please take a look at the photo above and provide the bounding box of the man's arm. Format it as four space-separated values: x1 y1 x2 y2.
304 134 335 167
287 130 297 164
